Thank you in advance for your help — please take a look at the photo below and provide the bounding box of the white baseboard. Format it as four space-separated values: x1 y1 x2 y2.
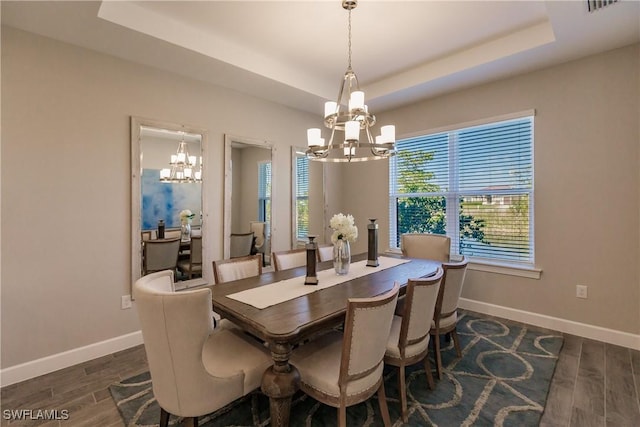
459 298 640 350
0 331 143 388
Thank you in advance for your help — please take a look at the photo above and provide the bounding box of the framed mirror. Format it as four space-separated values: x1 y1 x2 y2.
131 117 208 290
223 135 274 264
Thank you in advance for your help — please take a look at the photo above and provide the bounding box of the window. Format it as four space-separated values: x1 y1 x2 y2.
258 161 271 229
294 154 310 241
389 114 534 265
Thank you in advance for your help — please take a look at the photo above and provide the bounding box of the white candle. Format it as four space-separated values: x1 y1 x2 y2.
324 101 337 118
345 121 360 141
349 91 365 111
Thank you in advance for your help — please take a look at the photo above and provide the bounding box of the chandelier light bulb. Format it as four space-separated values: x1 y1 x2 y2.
380 125 396 143
307 128 322 146
345 121 360 141
344 145 355 157
349 91 365 112
324 101 338 118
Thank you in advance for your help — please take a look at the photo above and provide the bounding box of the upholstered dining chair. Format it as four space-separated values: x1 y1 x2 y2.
249 221 266 252
143 237 181 276
177 236 202 279
212 254 262 284
133 270 272 427
272 248 306 271
430 257 469 379
290 283 399 427
384 270 443 421
230 232 255 258
317 244 334 262
400 233 451 262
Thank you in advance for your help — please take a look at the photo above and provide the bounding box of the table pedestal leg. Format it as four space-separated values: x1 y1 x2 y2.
261 342 300 427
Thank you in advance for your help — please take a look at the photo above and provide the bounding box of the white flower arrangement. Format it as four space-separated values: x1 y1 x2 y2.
179 209 195 225
329 213 358 244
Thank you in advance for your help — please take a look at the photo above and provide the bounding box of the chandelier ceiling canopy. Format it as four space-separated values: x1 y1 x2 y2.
306 0 396 163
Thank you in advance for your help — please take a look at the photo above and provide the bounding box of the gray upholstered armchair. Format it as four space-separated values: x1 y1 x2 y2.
133 270 272 427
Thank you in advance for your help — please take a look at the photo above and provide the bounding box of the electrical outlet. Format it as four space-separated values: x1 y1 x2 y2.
121 295 132 309
576 285 588 299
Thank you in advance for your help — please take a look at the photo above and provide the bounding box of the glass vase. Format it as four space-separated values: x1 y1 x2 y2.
333 239 351 275
181 222 191 241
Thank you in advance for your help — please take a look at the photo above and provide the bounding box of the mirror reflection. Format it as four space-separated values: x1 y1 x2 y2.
292 147 310 247
132 118 207 287
224 135 273 265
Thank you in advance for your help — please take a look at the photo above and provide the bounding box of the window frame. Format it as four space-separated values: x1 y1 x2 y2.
389 110 538 274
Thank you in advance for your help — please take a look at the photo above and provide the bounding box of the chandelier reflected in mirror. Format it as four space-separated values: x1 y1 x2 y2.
306 0 396 163
160 132 202 183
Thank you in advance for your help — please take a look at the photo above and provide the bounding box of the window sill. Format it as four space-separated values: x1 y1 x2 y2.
384 249 542 280
467 260 541 279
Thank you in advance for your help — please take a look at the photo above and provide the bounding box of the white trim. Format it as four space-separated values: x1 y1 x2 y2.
0 331 143 387
459 298 640 350
397 109 536 141
468 261 542 279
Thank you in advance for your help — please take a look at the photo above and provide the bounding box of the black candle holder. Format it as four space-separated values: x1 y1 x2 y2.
304 235 319 285
367 218 379 267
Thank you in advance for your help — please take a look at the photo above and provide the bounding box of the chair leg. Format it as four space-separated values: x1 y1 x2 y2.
183 417 198 427
424 356 435 390
377 382 392 427
452 328 462 357
159 408 170 427
338 405 347 427
397 366 408 422
434 332 443 380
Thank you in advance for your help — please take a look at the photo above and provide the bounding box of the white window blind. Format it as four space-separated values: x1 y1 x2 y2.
295 156 309 240
389 115 534 265
258 161 272 227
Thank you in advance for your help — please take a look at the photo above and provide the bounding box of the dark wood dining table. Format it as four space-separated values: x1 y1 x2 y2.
209 253 440 427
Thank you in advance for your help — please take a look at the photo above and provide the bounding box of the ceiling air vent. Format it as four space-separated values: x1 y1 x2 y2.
587 0 618 12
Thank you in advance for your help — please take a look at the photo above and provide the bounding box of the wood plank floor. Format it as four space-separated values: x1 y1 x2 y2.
2 313 639 426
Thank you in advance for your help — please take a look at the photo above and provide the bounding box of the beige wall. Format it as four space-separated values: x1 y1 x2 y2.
0 27 320 368
341 44 640 335
2 25 638 371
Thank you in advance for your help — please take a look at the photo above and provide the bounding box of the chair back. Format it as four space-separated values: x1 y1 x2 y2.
340 283 399 385
272 249 306 271
190 236 203 264
401 233 451 262
143 238 181 275
317 244 334 262
164 228 182 239
213 254 262 284
437 258 469 318
249 221 266 249
399 270 443 351
133 271 214 414
230 232 255 258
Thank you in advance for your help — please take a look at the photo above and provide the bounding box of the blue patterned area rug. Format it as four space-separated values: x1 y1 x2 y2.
109 313 563 426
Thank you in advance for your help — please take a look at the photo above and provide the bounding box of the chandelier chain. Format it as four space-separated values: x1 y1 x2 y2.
347 8 352 69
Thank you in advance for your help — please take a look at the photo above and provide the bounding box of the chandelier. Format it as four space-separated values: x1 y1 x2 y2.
159 133 202 183
306 0 396 163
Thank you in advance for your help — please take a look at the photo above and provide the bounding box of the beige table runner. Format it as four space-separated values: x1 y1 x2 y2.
227 256 410 309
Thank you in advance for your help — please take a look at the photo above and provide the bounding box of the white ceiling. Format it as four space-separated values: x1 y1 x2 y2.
2 1 639 114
